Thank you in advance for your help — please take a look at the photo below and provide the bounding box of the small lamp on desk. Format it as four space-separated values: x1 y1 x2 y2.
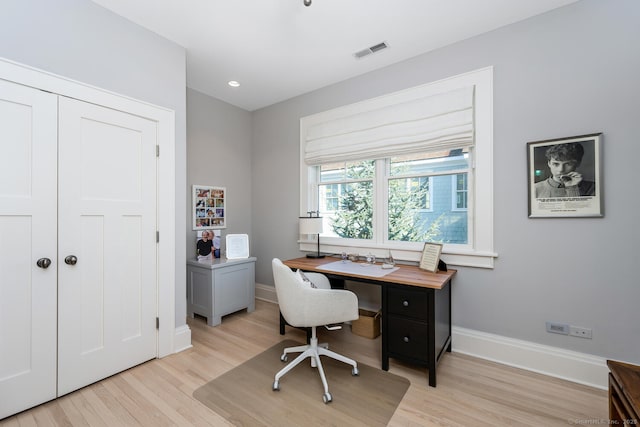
299 213 325 259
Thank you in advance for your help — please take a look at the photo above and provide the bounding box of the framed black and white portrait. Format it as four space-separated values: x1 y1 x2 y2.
527 133 603 218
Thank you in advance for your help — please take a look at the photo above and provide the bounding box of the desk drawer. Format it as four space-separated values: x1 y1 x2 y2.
387 286 429 321
387 316 429 361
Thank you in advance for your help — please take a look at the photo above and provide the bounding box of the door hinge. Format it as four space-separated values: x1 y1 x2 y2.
156 145 160 157
156 231 159 243
156 317 160 329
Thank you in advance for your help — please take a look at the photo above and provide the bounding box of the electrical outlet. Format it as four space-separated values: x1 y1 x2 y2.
546 322 570 335
569 326 592 339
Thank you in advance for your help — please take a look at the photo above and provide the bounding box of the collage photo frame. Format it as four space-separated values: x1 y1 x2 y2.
193 185 226 230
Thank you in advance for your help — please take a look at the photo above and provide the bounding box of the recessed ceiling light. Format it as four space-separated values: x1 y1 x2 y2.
228 80 240 87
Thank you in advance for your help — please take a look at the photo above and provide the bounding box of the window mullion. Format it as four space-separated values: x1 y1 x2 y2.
466 148 475 247
308 165 320 213
377 159 388 244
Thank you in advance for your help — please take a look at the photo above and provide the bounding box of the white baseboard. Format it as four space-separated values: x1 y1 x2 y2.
256 282 277 303
452 326 608 390
173 324 192 353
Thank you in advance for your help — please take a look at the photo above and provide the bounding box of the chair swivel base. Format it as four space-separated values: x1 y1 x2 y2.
272 327 359 403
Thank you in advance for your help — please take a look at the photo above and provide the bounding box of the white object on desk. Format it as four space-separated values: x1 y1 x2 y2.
187 257 256 326
226 233 249 259
317 260 399 278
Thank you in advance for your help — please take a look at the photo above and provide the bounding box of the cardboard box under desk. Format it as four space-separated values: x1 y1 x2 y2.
351 309 381 339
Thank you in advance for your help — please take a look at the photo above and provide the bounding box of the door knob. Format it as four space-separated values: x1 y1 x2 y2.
36 258 52 269
64 255 78 265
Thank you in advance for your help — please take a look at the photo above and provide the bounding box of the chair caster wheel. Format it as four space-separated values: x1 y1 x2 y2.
352 367 359 376
280 354 288 362
322 392 332 404
272 380 280 391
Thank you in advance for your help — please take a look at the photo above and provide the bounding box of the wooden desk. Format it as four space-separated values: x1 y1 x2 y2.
282 257 456 387
608 360 640 424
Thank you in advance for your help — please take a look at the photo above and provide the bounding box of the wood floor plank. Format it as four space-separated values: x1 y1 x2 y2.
0 299 607 426
12 412 37 427
56 396 89 427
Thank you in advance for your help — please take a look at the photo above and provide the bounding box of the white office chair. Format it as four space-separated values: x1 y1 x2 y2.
271 258 360 403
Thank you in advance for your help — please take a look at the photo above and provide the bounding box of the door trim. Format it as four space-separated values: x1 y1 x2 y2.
0 57 179 357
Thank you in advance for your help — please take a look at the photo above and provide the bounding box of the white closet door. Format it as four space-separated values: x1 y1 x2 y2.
57 97 158 396
0 80 58 418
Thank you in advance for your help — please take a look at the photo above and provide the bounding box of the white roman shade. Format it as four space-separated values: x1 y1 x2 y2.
304 86 474 165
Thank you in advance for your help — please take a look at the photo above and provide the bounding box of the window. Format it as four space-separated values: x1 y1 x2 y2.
389 154 434 211
389 151 469 244
390 176 432 211
316 151 469 246
453 174 468 210
319 160 374 240
300 67 495 268
320 183 340 211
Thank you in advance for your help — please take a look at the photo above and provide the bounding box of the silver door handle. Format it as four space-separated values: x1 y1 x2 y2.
37 258 52 269
64 255 78 265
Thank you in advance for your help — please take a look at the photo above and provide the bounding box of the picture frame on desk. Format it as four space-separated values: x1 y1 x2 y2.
226 234 250 259
419 242 443 273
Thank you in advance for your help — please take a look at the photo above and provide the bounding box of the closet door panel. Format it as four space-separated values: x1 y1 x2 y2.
0 80 57 419
57 96 158 396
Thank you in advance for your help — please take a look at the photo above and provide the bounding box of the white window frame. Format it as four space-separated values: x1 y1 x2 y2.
300 67 496 268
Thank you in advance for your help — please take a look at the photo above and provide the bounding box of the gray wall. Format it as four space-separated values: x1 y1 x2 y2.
187 89 253 254
0 0 189 328
251 0 640 363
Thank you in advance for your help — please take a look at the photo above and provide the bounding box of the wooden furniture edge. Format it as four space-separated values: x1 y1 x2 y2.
607 359 640 422
282 256 456 290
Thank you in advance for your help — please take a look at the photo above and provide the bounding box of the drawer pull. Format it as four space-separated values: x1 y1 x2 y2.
403 336 410 343
402 300 409 307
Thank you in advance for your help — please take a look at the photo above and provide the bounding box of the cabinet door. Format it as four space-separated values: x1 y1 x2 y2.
214 262 255 316
57 97 158 396
0 80 58 418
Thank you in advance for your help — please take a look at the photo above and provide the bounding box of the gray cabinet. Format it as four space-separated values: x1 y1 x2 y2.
187 257 256 326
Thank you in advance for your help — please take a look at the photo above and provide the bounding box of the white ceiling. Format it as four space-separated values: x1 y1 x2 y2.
92 0 577 111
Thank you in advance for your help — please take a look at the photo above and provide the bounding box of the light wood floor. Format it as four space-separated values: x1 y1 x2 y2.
1 299 607 426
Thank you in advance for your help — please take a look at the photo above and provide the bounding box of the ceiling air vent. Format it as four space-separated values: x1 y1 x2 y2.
354 41 389 59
